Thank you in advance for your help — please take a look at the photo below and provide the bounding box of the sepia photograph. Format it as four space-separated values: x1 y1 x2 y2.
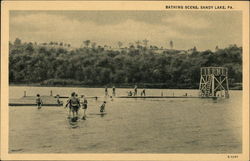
1 1 249 160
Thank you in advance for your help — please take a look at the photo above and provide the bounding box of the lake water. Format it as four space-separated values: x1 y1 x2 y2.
9 86 242 153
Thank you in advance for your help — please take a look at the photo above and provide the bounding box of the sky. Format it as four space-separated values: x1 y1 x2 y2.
9 11 242 51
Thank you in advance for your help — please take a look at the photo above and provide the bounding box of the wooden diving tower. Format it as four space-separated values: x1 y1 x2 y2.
199 67 229 98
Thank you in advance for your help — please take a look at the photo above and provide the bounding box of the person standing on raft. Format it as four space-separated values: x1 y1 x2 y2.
56 94 61 105
142 88 146 96
134 85 138 96
105 87 108 96
112 86 116 96
36 94 43 109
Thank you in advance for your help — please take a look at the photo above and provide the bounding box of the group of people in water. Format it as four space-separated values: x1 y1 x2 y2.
105 85 146 97
35 85 146 120
36 92 106 121
127 85 146 96
105 86 116 96
65 92 106 120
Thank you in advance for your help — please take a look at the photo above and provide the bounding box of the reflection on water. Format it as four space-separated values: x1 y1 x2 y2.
9 86 242 153
67 113 106 129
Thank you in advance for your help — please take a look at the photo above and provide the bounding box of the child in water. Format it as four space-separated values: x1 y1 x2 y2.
81 95 88 120
110 96 113 101
100 101 106 113
36 94 42 109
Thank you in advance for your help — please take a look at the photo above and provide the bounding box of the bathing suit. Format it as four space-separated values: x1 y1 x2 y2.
100 104 105 112
82 100 88 109
69 97 80 112
36 98 42 105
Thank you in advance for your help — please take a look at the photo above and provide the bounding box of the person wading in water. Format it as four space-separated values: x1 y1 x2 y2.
65 92 80 121
100 101 106 113
36 94 43 109
81 95 88 120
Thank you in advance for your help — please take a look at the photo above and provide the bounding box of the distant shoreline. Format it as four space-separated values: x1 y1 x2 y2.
9 83 242 90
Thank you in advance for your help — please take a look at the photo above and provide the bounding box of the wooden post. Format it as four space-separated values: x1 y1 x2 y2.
226 76 230 98
211 75 215 97
220 76 222 97
199 74 202 96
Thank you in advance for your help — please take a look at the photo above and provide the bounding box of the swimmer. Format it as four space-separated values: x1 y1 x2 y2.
100 101 106 113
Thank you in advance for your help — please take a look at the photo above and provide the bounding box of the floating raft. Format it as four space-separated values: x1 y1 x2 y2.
57 95 217 99
115 96 218 99
9 96 63 106
56 96 100 99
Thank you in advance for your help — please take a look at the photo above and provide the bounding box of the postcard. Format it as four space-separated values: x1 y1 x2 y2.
1 1 249 160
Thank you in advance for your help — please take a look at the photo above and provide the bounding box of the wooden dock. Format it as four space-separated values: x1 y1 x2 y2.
115 96 218 99
56 95 217 99
9 95 218 106
57 96 100 99
9 96 63 106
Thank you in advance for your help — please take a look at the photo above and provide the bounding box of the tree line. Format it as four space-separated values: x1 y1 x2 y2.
9 38 242 89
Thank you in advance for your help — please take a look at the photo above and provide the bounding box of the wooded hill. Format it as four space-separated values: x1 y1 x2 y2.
9 38 242 89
